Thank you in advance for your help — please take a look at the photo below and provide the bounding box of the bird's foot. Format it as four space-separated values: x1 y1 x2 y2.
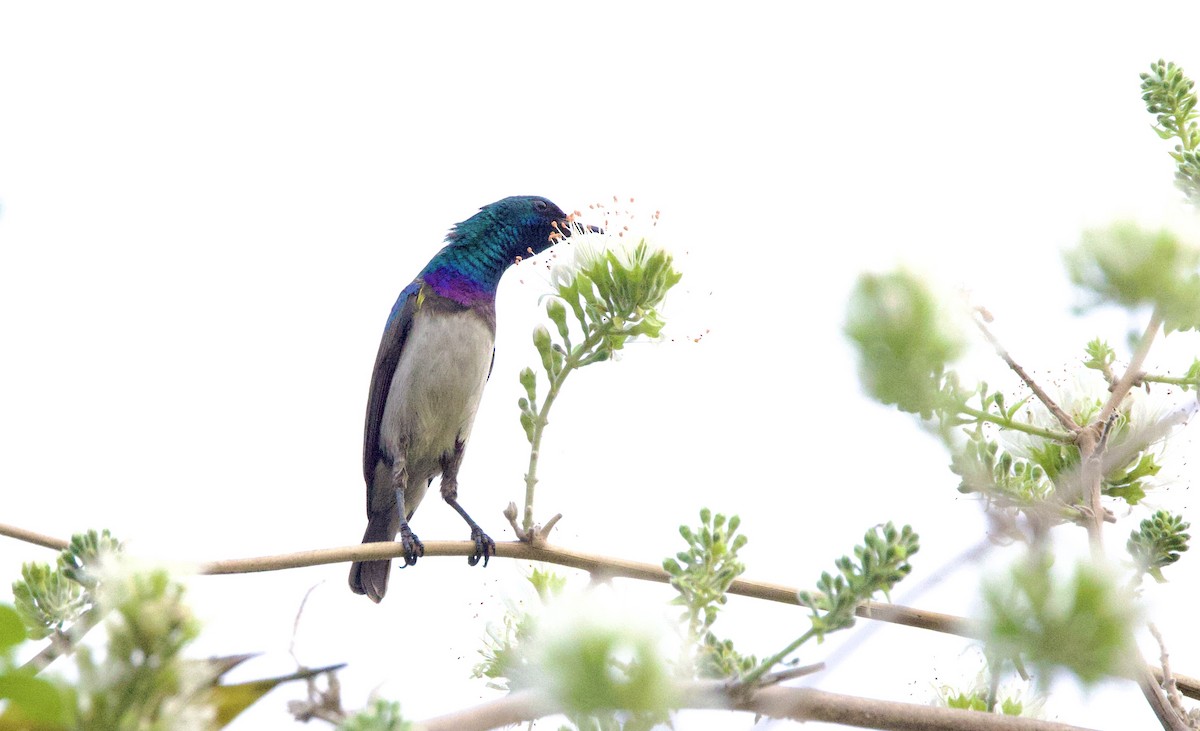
398 526 424 567
467 526 496 567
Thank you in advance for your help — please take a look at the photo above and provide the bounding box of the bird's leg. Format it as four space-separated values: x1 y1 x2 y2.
391 459 424 566
440 440 495 567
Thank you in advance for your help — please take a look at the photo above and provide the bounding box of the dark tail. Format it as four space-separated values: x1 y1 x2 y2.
348 511 396 603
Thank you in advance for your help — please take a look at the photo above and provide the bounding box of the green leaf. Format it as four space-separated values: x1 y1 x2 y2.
0 673 70 728
0 606 24 651
214 663 345 728
1082 338 1116 375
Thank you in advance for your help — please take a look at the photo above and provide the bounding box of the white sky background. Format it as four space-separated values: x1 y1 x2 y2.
2 3 1200 729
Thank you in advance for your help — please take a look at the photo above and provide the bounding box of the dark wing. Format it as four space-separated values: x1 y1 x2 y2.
362 280 422 489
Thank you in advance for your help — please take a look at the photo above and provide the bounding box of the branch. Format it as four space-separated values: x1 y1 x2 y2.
21 607 103 673
973 311 1081 434
418 682 1102 731
1136 661 1192 731
1149 623 1193 729
0 522 69 551
6 524 1200 703
195 538 977 636
1075 310 1161 557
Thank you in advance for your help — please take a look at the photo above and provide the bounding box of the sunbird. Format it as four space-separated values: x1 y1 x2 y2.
349 196 575 602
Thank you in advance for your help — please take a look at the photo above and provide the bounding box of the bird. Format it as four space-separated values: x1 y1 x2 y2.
349 195 575 602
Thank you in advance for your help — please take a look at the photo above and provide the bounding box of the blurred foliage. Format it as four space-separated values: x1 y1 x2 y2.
984 555 1139 685
537 619 674 720
845 270 965 417
6 534 341 730
473 568 565 693
12 529 121 640
337 700 412 731
0 603 70 729
940 690 1024 716
1065 222 1200 333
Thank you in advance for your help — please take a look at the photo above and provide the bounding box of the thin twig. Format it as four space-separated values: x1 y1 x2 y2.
289 583 322 666
958 405 1074 442
973 312 1081 434
1150 623 1192 723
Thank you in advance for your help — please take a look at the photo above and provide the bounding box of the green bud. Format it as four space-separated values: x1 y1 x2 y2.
576 273 598 306
518 366 537 401
578 348 610 366
546 298 570 343
532 325 554 374
532 324 552 353
12 562 86 640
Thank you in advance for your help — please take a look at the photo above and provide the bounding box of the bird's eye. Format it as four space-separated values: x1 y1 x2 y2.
533 199 548 212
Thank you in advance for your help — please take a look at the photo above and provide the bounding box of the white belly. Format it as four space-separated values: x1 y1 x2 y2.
378 307 494 493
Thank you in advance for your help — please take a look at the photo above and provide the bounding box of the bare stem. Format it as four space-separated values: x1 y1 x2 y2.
1141 374 1199 388
521 327 608 537
739 629 816 685
958 405 1074 442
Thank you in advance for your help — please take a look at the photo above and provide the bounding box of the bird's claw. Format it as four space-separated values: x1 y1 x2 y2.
399 527 424 567
468 527 496 567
